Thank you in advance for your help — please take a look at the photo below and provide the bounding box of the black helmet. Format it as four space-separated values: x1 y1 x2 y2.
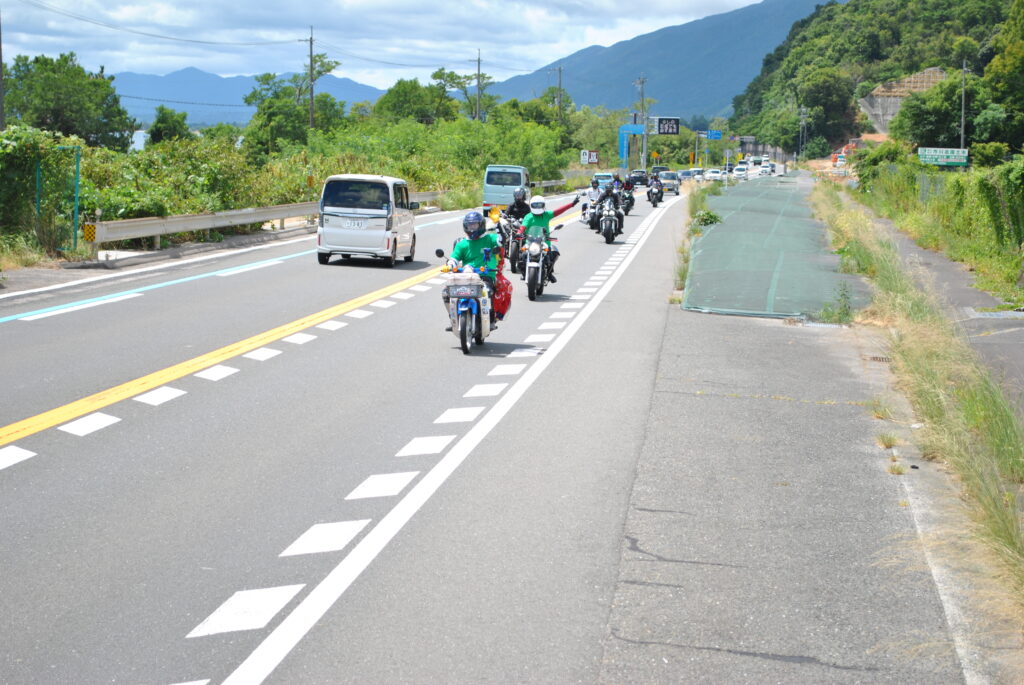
513 186 528 203
613 172 621 179
462 211 485 239
591 178 599 188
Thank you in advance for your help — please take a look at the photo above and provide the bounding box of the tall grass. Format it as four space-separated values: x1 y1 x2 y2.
813 184 1024 593
0 233 48 270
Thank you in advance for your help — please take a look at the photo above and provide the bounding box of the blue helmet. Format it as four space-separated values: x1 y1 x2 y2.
463 211 485 239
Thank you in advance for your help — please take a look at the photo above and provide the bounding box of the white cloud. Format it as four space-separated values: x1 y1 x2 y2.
3 0 764 87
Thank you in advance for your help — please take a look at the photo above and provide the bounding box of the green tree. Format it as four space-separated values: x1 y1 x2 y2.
200 122 243 145
375 78 437 123
797 67 855 144
147 105 192 145
429 69 467 122
890 74 996 147
5 52 136 151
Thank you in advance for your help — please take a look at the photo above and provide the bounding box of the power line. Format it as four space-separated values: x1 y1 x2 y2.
16 0 303 45
316 40 446 69
119 94 255 108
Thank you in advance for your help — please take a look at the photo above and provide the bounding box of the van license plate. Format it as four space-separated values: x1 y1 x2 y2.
342 219 366 229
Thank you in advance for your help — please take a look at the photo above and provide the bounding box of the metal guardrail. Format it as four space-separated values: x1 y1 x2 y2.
88 177 585 247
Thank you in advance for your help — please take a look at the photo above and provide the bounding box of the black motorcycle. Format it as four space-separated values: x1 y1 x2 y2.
648 181 663 208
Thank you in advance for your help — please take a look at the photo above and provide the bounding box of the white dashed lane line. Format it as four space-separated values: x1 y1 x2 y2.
345 472 420 500
507 347 544 358
538 322 566 330
133 386 188 407
425 278 447 285
434 407 485 424
562 303 585 310
488 364 526 376
390 292 415 300
279 520 371 558
243 348 283 361
187 585 305 638
316 320 346 331
282 333 317 345
344 309 374 319
395 435 456 457
0 445 36 471
550 312 575 319
215 262 283 278
58 412 121 437
464 383 507 397
168 680 210 685
194 365 239 382
570 294 591 301
370 300 397 309
409 285 432 292
525 334 556 344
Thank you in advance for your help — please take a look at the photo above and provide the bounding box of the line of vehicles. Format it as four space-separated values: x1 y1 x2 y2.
310 163 672 354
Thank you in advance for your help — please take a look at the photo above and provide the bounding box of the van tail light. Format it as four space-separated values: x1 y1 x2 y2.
317 233 321 246
386 236 391 250
386 216 394 232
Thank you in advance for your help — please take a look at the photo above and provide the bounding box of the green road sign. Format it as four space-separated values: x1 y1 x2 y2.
917 147 968 167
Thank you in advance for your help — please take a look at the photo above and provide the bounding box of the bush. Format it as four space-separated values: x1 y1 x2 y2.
971 142 1010 167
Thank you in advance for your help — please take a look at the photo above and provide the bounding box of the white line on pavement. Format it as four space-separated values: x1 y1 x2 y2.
133 386 188 406
243 348 283 361
315 321 346 331
395 435 456 457
216 261 282 277
187 585 305 638
57 412 121 437
282 333 317 345
344 309 374 319
280 520 371 557
219 196 681 685
19 293 143 321
370 300 397 309
194 365 239 382
433 407 485 424
463 383 507 397
488 364 526 376
0 445 36 471
345 472 420 500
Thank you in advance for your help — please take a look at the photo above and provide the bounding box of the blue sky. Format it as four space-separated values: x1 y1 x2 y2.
3 0 761 87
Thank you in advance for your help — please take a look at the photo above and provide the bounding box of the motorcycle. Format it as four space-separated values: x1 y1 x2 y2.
519 224 562 301
436 247 496 355
648 182 663 208
622 188 635 215
598 198 620 244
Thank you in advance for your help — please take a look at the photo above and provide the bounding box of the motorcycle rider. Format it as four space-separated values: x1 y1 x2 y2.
595 179 624 234
581 179 603 230
504 186 531 221
445 211 503 329
520 194 578 283
647 172 664 203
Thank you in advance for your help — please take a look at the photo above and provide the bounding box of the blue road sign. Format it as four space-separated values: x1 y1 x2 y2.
707 130 723 140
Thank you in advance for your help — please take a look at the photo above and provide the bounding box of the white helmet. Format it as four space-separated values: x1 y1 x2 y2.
529 195 546 215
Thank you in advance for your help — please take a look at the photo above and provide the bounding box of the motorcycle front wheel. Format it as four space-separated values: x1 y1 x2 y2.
527 266 539 301
459 311 472 354
509 242 520 273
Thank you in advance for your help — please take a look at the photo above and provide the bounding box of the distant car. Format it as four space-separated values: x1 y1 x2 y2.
706 168 723 181
678 169 693 182
691 167 705 182
758 165 772 176
317 174 418 267
725 163 735 173
592 172 614 189
658 171 681 195
733 165 748 180
630 169 648 186
650 165 669 178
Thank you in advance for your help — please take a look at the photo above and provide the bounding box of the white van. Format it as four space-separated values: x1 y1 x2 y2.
316 174 418 267
482 164 530 216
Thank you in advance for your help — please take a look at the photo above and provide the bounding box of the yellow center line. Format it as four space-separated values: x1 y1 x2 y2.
0 267 442 448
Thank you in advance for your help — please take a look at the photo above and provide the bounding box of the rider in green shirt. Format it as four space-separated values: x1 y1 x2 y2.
519 194 578 282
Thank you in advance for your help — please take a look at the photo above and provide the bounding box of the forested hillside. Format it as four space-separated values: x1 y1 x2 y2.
730 0 1009 152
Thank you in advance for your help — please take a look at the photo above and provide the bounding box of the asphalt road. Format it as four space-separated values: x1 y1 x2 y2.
0 186 982 684
0 193 685 683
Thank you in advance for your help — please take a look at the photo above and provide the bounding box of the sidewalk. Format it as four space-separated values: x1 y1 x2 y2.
596 181 1021 682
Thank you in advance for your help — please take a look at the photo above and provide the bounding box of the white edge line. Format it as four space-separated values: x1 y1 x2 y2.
0 236 314 302
19 293 143 320
221 197 680 685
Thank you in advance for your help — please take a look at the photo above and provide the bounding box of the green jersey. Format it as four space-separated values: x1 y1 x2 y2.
450 232 501 273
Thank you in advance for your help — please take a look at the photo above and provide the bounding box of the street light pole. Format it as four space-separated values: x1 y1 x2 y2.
308 27 315 129
960 58 967 150
634 75 648 171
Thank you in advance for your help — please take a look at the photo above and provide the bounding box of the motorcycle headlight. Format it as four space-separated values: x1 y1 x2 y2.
528 242 542 255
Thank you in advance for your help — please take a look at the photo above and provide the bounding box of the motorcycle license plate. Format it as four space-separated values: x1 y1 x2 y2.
449 285 481 298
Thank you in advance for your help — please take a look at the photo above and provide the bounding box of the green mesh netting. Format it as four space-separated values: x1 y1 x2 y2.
682 174 869 318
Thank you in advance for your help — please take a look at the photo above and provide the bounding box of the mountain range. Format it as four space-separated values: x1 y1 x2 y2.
112 0 827 127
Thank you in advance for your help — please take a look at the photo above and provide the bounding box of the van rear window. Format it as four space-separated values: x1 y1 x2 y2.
323 180 390 210
486 171 523 186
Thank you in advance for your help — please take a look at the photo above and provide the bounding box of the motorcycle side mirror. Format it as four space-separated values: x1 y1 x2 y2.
553 224 564 231
435 248 445 258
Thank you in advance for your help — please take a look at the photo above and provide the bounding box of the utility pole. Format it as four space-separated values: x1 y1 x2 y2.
798 106 808 160
556 66 563 125
308 27 315 128
475 49 481 121
634 75 647 170
0 8 6 131
960 57 967 151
